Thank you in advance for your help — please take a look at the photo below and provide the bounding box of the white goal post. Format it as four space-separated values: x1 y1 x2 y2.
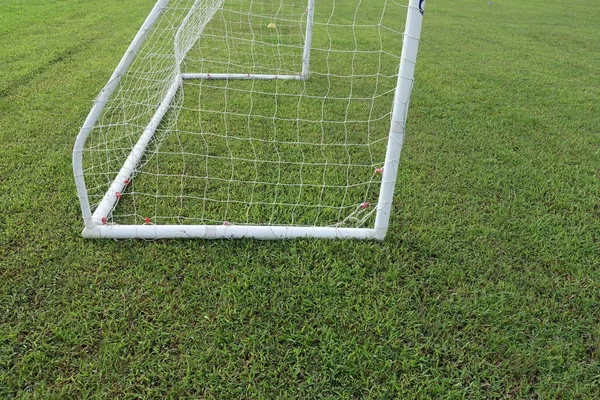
73 0 425 239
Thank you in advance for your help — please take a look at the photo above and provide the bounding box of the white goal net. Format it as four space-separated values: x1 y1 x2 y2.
73 0 425 239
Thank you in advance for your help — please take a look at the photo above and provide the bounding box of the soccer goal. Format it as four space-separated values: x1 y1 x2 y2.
73 0 425 239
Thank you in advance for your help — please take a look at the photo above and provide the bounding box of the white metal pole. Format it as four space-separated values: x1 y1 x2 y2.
174 0 202 66
73 0 171 230
174 0 225 66
374 0 425 239
301 0 316 79
181 73 303 80
82 224 379 240
91 77 181 224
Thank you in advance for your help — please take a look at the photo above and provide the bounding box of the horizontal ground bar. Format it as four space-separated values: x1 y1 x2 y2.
82 225 382 240
181 73 305 80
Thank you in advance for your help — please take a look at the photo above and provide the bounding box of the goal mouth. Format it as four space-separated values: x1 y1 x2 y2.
73 0 424 239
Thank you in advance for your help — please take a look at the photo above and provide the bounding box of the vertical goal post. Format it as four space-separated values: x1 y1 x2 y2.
73 0 425 239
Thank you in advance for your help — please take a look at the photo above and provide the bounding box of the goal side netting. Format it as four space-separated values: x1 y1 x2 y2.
73 0 425 239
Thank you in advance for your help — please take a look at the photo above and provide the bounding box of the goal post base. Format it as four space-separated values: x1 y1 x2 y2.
82 225 384 240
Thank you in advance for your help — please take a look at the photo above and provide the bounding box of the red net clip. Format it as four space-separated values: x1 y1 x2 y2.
361 202 370 209
101 217 107 225
375 168 383 174
145 217 151 225
115 192 122 199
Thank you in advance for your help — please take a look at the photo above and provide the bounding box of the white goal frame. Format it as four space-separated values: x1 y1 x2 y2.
73 0 425 240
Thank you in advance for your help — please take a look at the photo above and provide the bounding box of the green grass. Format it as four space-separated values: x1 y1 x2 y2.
1 0 599 398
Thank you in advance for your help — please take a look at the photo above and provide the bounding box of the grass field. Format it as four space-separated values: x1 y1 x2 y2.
1 0 599 397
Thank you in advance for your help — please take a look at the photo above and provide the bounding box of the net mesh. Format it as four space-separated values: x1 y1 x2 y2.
82 0 408 228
